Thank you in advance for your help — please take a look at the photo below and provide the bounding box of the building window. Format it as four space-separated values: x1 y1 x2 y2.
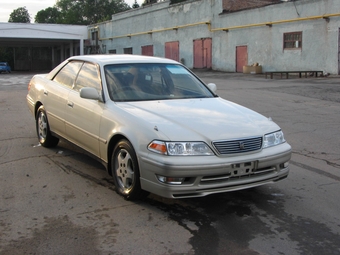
283 32 302 49
124 47 133 54
108 49 116 54
91 31 98 41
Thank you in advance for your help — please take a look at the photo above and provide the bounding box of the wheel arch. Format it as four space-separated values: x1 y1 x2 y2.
34 102 43 119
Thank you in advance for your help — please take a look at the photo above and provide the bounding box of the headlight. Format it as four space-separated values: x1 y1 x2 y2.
148 140 214 156
263 130 286 148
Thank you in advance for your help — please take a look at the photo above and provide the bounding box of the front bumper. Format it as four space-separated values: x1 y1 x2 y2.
139 142 291 198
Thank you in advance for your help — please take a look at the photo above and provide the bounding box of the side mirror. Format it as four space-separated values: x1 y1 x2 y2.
207 83 217 93
80 87 101 101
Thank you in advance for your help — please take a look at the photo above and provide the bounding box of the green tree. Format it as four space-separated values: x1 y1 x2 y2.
8 6 31 23
53 0 131 25
83 0 120 24
56 0 85 25
142 0 157 6
35 7 61 24
170 0 187 4
132 0 140 8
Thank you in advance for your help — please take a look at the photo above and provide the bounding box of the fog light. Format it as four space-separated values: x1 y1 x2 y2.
280 162 289 169
157 175 185 185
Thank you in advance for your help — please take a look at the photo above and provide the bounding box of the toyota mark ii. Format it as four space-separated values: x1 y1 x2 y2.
26 55 291 200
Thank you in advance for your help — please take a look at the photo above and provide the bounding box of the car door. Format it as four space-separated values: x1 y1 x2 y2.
64 62 103 157
45 61 83 137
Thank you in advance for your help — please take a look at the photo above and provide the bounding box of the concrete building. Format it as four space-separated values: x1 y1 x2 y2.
88 0 340 74
1 0 340 74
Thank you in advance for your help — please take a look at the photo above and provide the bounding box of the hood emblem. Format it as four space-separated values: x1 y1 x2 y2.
239 142 245 150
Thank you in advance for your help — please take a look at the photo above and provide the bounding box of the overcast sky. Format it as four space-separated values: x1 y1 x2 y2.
0 0 139 23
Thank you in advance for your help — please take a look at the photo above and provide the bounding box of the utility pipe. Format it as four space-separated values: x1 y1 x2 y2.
211 13 340 32
99 21 211 40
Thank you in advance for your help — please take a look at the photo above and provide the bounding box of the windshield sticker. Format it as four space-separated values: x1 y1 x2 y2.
166 65 188 74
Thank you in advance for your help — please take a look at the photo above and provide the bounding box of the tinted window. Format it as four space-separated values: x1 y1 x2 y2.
53 61 83 88
74 63 101 92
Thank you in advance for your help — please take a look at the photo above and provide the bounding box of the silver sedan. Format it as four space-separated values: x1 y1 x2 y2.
27 55 291 200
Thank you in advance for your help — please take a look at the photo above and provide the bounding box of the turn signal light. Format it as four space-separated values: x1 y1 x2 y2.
148 141 167 155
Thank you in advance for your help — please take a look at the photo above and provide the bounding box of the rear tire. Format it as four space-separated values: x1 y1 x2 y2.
36 106 59 147
111 139 148 200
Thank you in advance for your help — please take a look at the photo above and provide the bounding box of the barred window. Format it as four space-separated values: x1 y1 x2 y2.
124 47 133 54
283 32 302 49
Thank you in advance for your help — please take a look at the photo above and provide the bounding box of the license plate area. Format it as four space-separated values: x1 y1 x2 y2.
230 161 257 177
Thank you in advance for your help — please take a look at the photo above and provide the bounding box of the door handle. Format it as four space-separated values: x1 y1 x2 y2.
43 90 48 96
67 101 74 108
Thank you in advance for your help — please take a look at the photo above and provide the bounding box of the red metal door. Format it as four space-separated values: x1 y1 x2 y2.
236 45 248 73
165 41 179 61
141 45 154 56
193 38 212 69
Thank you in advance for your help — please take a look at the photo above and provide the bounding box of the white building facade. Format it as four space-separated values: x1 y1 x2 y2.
88 0 340 74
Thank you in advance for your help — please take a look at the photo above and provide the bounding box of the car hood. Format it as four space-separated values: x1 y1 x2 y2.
117 98 280 141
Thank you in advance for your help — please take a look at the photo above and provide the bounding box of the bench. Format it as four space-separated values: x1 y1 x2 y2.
265 71 323 79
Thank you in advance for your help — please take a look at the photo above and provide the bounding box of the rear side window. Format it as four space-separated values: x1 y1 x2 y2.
74 62 101 92
53 61 83 88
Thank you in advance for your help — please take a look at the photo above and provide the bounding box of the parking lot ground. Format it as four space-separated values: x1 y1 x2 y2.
1 71 340 255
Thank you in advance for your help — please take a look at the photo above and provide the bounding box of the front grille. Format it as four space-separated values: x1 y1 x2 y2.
213 136 262 155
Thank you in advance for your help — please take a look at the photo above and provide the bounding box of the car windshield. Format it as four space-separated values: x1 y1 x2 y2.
104 63 214 102
0 63 7 66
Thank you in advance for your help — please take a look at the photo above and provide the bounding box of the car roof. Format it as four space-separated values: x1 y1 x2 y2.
68 54 180 66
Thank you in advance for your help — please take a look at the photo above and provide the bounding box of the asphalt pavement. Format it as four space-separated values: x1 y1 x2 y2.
0 70 339 255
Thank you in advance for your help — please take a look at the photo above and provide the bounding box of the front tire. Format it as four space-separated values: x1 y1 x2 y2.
111 139 148 200
36 106 59 147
